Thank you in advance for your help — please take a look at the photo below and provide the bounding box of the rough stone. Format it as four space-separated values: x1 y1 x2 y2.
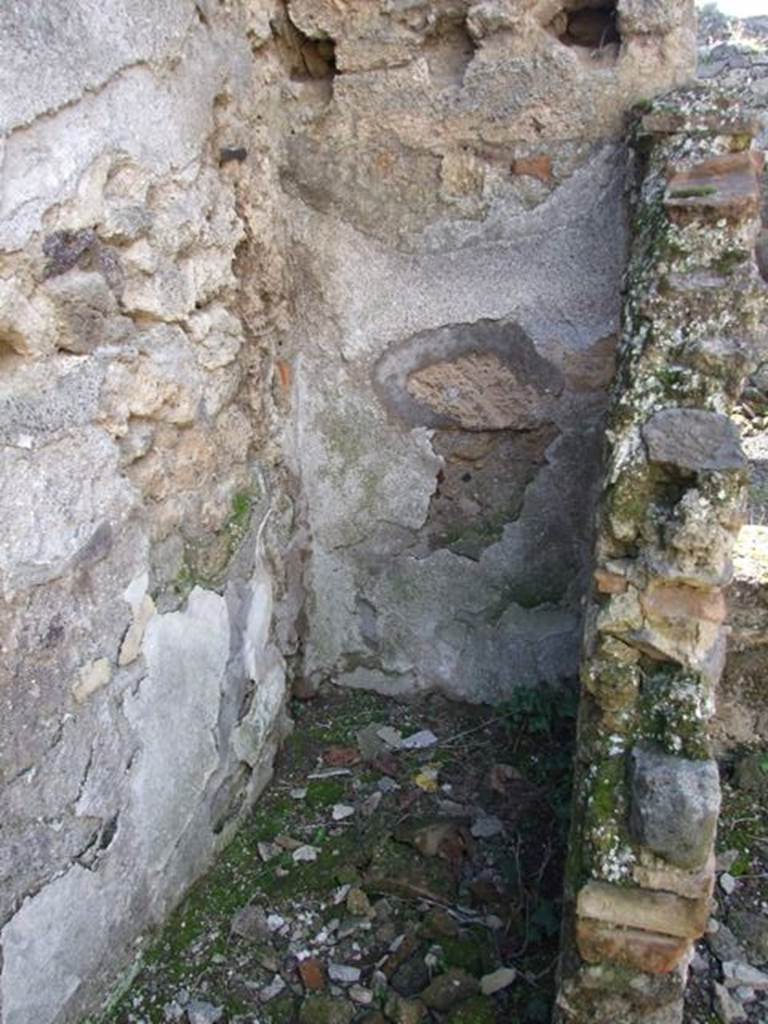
577 881 709 939
71 657 112 703
576 919 693 974
707 922 747 964
299 995 356 1024
186 1001 225 1024
479 966 517 995
728 911 768 965
383 993 426 1024
420 969 478 1010
642 409 745 474
713 982 746 1024
629 748 721 869
633 853 716 900
722 961 768 990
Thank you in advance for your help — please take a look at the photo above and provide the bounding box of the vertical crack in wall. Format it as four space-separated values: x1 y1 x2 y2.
555 87 768 1023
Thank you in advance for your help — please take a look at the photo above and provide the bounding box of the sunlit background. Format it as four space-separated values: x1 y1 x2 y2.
698 0 767 15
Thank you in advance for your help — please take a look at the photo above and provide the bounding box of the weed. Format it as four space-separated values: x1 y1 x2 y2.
501 683 578 739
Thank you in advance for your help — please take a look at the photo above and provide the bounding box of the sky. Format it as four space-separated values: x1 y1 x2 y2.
700 0 767 15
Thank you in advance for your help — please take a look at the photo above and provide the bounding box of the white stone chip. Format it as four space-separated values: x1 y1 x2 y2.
328 963 362 984
293 845 320 863
349 984 374 1005
332 803 355 821
480 967 517 995
376 726 403 749
260 975 286 1002
720 872 737 895
400 729 438 749
258 841 282 863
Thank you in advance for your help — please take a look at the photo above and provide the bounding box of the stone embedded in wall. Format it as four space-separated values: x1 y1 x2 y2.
577 880 710 939
71 657 112 703
576 919 693 975
629 748 720 869
632 851 716 901
664 150 764 221
642 408 745 473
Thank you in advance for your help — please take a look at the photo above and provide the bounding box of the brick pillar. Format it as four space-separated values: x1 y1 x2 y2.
555 86 768 1024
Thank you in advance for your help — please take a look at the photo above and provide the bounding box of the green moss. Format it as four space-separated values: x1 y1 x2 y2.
448 995 497 1023
712 247 750 275
173 489 257 597
639 668 711 760
304 778 347 809
604 463 655 546
730 133 752 152
439 932 496 977
263 995 299 1024
669 185 717 199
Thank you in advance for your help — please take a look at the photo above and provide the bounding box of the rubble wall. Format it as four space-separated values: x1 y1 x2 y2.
556 87 768 1024
284 0 696 701
0 3 294 1022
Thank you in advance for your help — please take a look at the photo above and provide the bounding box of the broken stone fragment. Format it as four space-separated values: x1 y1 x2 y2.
728 910 768 964
722 961 768 990
260 974 287 1002
119 592 156 666
230 902 270 942
629 747 720 869
383 992 426 1024
328 963 362 984
713 981 746 1024
642 408 745 474
299 957 327 992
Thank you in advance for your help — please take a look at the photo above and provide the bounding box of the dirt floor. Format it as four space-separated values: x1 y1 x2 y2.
92 681 768 1024
98 684 578 1024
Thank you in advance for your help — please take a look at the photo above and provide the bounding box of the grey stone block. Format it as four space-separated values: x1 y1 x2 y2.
642 408 745 473
630 747 721 869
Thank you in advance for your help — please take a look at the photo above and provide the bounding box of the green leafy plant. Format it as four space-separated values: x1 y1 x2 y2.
501 684 578 738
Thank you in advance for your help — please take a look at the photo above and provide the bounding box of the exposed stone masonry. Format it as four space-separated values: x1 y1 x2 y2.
556 88 768 1024
2 3 758 1023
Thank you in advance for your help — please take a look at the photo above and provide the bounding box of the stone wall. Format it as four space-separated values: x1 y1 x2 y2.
555 87 768 1024
0 2 700 1022
0 3 294 1021
284 0 695 702
697 9 768 753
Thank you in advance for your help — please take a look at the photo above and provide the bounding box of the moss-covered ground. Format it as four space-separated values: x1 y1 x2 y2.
95 684 578 1024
